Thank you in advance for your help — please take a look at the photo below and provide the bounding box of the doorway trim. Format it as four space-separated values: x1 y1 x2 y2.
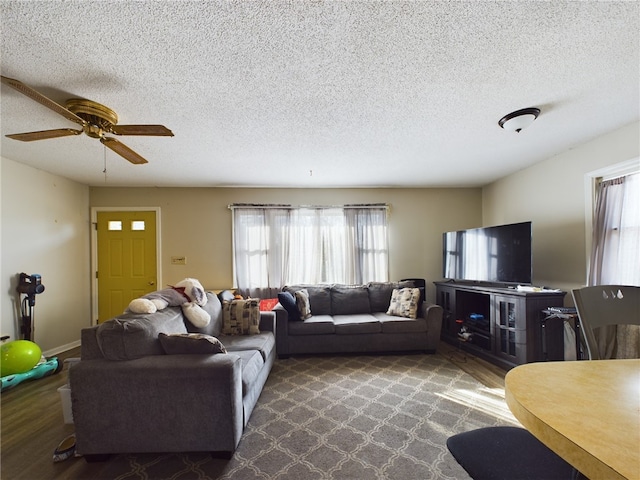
90 207 162 325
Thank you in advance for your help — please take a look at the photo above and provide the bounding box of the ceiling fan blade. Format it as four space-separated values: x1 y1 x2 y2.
109 124 174 136
100 137 149 165
6 128 83 141
1 76 85 126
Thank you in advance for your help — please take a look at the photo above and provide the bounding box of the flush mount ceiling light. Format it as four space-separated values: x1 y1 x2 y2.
498 107 541 133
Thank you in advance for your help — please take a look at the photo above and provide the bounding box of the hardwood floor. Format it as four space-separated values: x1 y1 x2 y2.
0 346 105 480
0 342 508 480
439 340 509 390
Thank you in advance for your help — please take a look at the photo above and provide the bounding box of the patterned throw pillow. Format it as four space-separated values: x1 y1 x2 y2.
158 332 227 354
386 288 421 319
295 289 312 320
222 299 261 335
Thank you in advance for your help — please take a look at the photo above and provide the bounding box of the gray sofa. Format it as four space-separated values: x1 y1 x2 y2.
274 282 443 358
69 291 275 459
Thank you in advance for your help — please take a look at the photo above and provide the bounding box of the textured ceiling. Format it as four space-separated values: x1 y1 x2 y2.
1 1 638 188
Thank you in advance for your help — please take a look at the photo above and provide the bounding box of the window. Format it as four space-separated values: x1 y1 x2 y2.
589 170 639 286
587 162 639 358
107 220 122 231
231 204 389 297
131 220 146 231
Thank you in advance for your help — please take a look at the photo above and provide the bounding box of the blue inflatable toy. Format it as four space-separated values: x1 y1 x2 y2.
1 357 61 392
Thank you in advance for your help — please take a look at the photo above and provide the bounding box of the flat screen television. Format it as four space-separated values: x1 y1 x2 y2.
442 221 532 285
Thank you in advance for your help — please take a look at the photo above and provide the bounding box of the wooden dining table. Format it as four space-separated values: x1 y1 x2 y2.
505 359 640 480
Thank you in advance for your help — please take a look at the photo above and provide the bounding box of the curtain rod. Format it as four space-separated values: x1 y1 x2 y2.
228 203 389 210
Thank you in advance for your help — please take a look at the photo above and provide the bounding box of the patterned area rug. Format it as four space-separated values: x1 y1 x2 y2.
94 353 517 480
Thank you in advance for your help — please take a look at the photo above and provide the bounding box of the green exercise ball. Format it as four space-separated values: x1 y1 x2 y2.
1 340 42 377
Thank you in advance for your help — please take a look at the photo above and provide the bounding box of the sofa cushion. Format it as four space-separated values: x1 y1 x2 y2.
284 284 332 315
158 332 227 354
333 314 381 334
375 313 428 333
232 349 265 395
185 292 223 337
288 315 335 335
96 307 188 361
277 291 301 321
295 289 312 319
387 288 421 319
331 285 371 315
367 281 415 312
220 332 275 362
222 299 261 335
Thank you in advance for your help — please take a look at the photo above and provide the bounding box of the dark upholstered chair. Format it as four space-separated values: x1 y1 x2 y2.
446 426 582 480
572 285 640 360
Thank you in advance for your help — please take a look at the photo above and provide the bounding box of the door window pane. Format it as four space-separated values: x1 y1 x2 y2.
131 221 145 231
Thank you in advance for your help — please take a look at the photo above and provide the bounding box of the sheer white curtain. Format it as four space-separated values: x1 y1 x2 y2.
346 208 389 284
232 205 389 297
589 173 640 286
232 207 288 299
588 171 640 358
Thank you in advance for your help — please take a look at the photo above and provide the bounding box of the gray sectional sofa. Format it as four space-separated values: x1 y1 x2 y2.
69 291 275 459
274 282 443 358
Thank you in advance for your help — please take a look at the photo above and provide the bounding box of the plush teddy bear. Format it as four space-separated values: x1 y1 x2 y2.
127 278 211 328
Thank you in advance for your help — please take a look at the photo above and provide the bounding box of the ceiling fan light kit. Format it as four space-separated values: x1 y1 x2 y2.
498 107 541 133
1 75 173 165
65 98 119 137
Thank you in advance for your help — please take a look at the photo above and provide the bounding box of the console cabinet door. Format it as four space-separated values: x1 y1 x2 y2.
493 295 527 364
438 285 457 338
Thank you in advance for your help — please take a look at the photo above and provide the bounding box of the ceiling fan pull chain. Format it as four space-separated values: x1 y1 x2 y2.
103 145 108 183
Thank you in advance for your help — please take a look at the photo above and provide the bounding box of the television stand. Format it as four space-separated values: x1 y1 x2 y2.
435 282 566 369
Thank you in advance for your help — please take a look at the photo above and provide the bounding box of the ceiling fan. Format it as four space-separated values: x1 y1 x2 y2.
1 75 173 164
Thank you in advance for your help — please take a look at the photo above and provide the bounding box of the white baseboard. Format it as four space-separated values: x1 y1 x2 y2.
43 339 81 358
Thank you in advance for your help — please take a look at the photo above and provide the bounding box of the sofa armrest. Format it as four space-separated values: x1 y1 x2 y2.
273 304 289 357
421 303 443 351
80 327 104 360
259 311 275 333
69 354 244 455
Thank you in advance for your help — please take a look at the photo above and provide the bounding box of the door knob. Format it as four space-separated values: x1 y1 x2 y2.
148 281 155 286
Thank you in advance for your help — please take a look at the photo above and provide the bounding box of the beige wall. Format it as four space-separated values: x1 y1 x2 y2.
90 122 639 312
2 121 636 352
89 187 483 303
483 121 639 298
1 157 91 354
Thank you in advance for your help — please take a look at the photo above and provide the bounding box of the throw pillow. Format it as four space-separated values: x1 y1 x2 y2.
386 288 421 319
158 332 227 355
367 281 416 312
259 298 279 311
218 290 236 303
277 291 301 321
284 285 331 315
222 298 261 335
295 289 312 320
